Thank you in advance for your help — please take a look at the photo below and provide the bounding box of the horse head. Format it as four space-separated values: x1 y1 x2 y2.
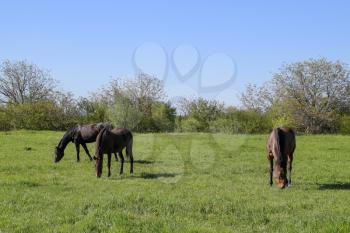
54 146 64 163
273 158 288 189
95 154 103 178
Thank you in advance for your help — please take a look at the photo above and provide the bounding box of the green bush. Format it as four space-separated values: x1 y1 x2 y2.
209 118 239 134
270 115 296 129
77 98 109 124
152 103 176 132
337 115 350 134
177 117 202 132
0 106 11 130
226 109 272 134
0 102 80 131
177 108 272 134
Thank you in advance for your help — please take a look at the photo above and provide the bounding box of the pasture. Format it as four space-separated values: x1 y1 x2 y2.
0 131 350 233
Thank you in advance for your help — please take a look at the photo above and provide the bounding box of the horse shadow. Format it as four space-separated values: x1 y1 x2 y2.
318 182 350 190
138 172 177 179
133 160 156 164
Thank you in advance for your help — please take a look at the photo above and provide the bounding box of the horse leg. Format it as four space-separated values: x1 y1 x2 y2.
287 154 293 186
75 142 80 162
126 143 134 175
119 151 124 175
267 152 273 186
269 158 273 186
81 143 93 161
114 152 118 161
107 153 112 177
119 150 124 158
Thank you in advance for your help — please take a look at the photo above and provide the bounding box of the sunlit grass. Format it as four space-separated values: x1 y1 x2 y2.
0 131 350 232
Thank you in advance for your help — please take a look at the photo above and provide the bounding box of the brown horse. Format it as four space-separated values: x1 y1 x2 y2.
267 127 296 189
94 127 134 178
54 123 118 163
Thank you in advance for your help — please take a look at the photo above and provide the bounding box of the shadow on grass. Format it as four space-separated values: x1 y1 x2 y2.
1 181 42 188
113 160 157 164
138 172 177 179
318 182 350 190
134 160 156 164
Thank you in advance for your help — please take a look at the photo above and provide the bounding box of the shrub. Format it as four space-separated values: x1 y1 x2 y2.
337 115 350 134
177 117 202 132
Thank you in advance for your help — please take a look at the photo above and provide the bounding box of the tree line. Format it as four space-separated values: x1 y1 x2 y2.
0 58 349 134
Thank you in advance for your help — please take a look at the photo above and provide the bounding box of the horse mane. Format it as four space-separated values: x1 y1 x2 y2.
96 122 113 131
95 127 108 157
58 125 77 149
273 128 286 168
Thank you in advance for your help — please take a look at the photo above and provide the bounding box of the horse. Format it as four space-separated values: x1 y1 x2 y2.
267 127 296 189
94 127 134 178
54 123 118 163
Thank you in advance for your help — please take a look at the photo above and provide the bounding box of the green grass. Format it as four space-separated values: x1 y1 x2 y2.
1 131 350 233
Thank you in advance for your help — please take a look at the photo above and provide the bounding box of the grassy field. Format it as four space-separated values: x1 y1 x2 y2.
0 131 350 233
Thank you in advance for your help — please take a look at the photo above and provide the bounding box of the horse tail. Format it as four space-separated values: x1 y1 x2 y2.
95 127 107 159
125 130 133 159
126 130 134 174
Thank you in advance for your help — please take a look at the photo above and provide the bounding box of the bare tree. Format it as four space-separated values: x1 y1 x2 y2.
122 73 165 116
0 60 56 104
240 82 275 112
95 73 166 130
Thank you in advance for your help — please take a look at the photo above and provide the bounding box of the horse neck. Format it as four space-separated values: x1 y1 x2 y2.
58 130 74 150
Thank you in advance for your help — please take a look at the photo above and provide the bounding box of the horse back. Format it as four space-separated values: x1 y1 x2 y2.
77 123 112 142
96 128 132 155
111 128 133 149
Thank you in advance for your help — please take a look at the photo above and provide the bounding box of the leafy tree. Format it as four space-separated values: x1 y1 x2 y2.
123 73 165 119
273 58 350 133
241 58 350 133
104 73 173 132
108 93 142 130
77 97 108 123
152 102 176 132
177 97 224 132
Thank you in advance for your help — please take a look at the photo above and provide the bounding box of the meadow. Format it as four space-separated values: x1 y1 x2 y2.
0 131 350 233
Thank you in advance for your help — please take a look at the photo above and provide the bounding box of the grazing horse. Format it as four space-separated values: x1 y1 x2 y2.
54 123 118 163
95 127 134 178
267 127 296 189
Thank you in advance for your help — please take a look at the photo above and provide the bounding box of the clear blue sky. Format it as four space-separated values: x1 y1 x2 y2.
1 0 349 105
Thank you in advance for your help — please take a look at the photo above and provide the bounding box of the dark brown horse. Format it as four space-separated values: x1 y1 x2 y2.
54 123 118 163
94 127 134 178
267 127 296 189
